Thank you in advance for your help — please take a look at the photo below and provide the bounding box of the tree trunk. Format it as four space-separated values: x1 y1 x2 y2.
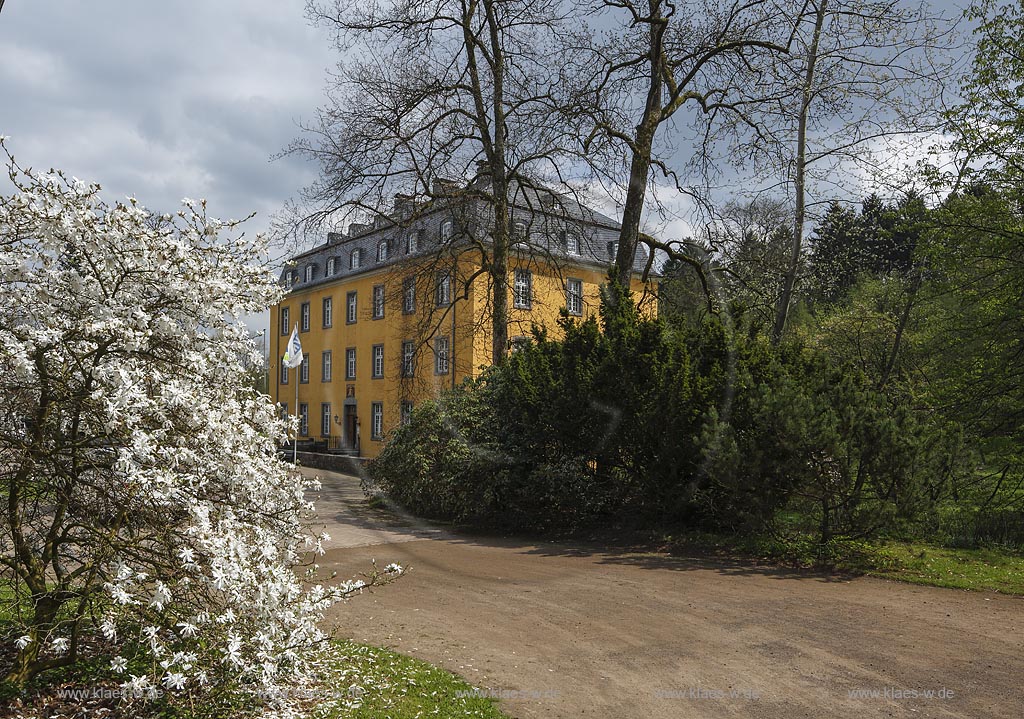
613 0 666 295
877 271 921 390
491 186 510 364
483 0 510 366
6 593 64 686
772 0 828 344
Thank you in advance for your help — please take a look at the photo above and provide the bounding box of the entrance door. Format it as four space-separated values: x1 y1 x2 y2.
343 405 357 450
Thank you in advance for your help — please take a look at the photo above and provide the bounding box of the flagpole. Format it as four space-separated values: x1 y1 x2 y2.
283 323 304 465
293 368 299 464
292 325 299 464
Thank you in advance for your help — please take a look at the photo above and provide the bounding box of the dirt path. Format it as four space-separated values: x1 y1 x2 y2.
308 468 1023 719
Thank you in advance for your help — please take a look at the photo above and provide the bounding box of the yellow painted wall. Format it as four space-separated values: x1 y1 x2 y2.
270 255 655 458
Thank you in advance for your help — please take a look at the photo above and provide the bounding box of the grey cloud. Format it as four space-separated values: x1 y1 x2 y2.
0 0 334 237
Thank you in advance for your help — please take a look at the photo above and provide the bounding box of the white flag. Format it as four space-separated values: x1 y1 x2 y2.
282 325 304 368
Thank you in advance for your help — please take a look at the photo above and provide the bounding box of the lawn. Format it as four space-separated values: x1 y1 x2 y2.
862 542 1024 594
313 640 509 719
662 531 1024 595
2 580 509 719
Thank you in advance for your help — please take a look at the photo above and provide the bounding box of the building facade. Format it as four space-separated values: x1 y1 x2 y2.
269 188 654 458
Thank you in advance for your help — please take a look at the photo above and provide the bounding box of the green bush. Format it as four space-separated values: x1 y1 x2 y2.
369 284 968 542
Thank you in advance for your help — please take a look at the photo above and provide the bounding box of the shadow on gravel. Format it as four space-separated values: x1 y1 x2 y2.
410 530 852 584
309 468 849 584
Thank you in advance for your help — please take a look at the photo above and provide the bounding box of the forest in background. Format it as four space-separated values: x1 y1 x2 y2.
367 0 1024 569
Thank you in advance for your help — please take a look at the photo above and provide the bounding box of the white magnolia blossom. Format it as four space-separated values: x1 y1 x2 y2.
0 143 393 708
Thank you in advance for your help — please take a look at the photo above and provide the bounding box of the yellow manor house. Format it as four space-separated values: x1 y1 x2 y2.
269 183 655 459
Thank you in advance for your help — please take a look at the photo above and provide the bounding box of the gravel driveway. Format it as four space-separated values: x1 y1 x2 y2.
307 468 1023 719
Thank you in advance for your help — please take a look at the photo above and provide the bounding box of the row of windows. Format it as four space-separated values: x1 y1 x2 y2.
282 399 413 441
511 225 584 257
280 274 453 335
285 223 460 288
285 224 604 289
279 337 451 385
280 272 582 336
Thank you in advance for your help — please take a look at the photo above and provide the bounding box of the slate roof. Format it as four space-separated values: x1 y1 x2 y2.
280 190 652 293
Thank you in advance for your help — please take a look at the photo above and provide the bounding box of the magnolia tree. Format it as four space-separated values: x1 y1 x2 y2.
0 142 397 706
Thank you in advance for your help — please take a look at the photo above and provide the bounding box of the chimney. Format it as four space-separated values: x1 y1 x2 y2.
327 231 343 245
432 178 460 197
394 193 414 219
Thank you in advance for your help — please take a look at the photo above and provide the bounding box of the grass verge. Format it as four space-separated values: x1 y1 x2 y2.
860 543 1024 594
313 640 510 719
0 634 511 719
661 531 1024 595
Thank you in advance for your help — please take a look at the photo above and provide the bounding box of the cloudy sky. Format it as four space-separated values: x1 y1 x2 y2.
1 1 970 265
1 1 334 261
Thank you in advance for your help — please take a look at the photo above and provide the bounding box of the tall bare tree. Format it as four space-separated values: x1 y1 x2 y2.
293 0 585 365
563 0 795 296
701 0 960 342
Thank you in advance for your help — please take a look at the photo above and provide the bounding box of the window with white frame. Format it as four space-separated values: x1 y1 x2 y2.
434 335 449 375
322 350 332 382
283 270 294 290
370 402 383 440
326 256 336 276
300 355 309 384
279 402 288 419
566 231 580 255
350 249 361 269
346 347 356 379
401 340 415 377
440 220 453 242
403 276 416 314
304 265 314 283
566 278 583 316
280 363 289 384
436 271 451 307
346 291 357 323
513 269 532 309
280 307 290 335
376 240 388 262
321 403 331 437
513 220 527 246
298 403 308 436
371 344 384 379
400 400 413 426
372 284 385 319
405 231 418 254
608 241 618 261
322 297 333 327
300 302 310 332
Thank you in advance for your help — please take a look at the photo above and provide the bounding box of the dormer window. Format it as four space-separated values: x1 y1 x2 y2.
284 270 294 289
440 220 453 242
607 241 618 261
327 257 336 276
350 249 362 269
513 221 527 246
564 231 580 255
304 265 314 283
377 240 389 263
405 231 420 255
